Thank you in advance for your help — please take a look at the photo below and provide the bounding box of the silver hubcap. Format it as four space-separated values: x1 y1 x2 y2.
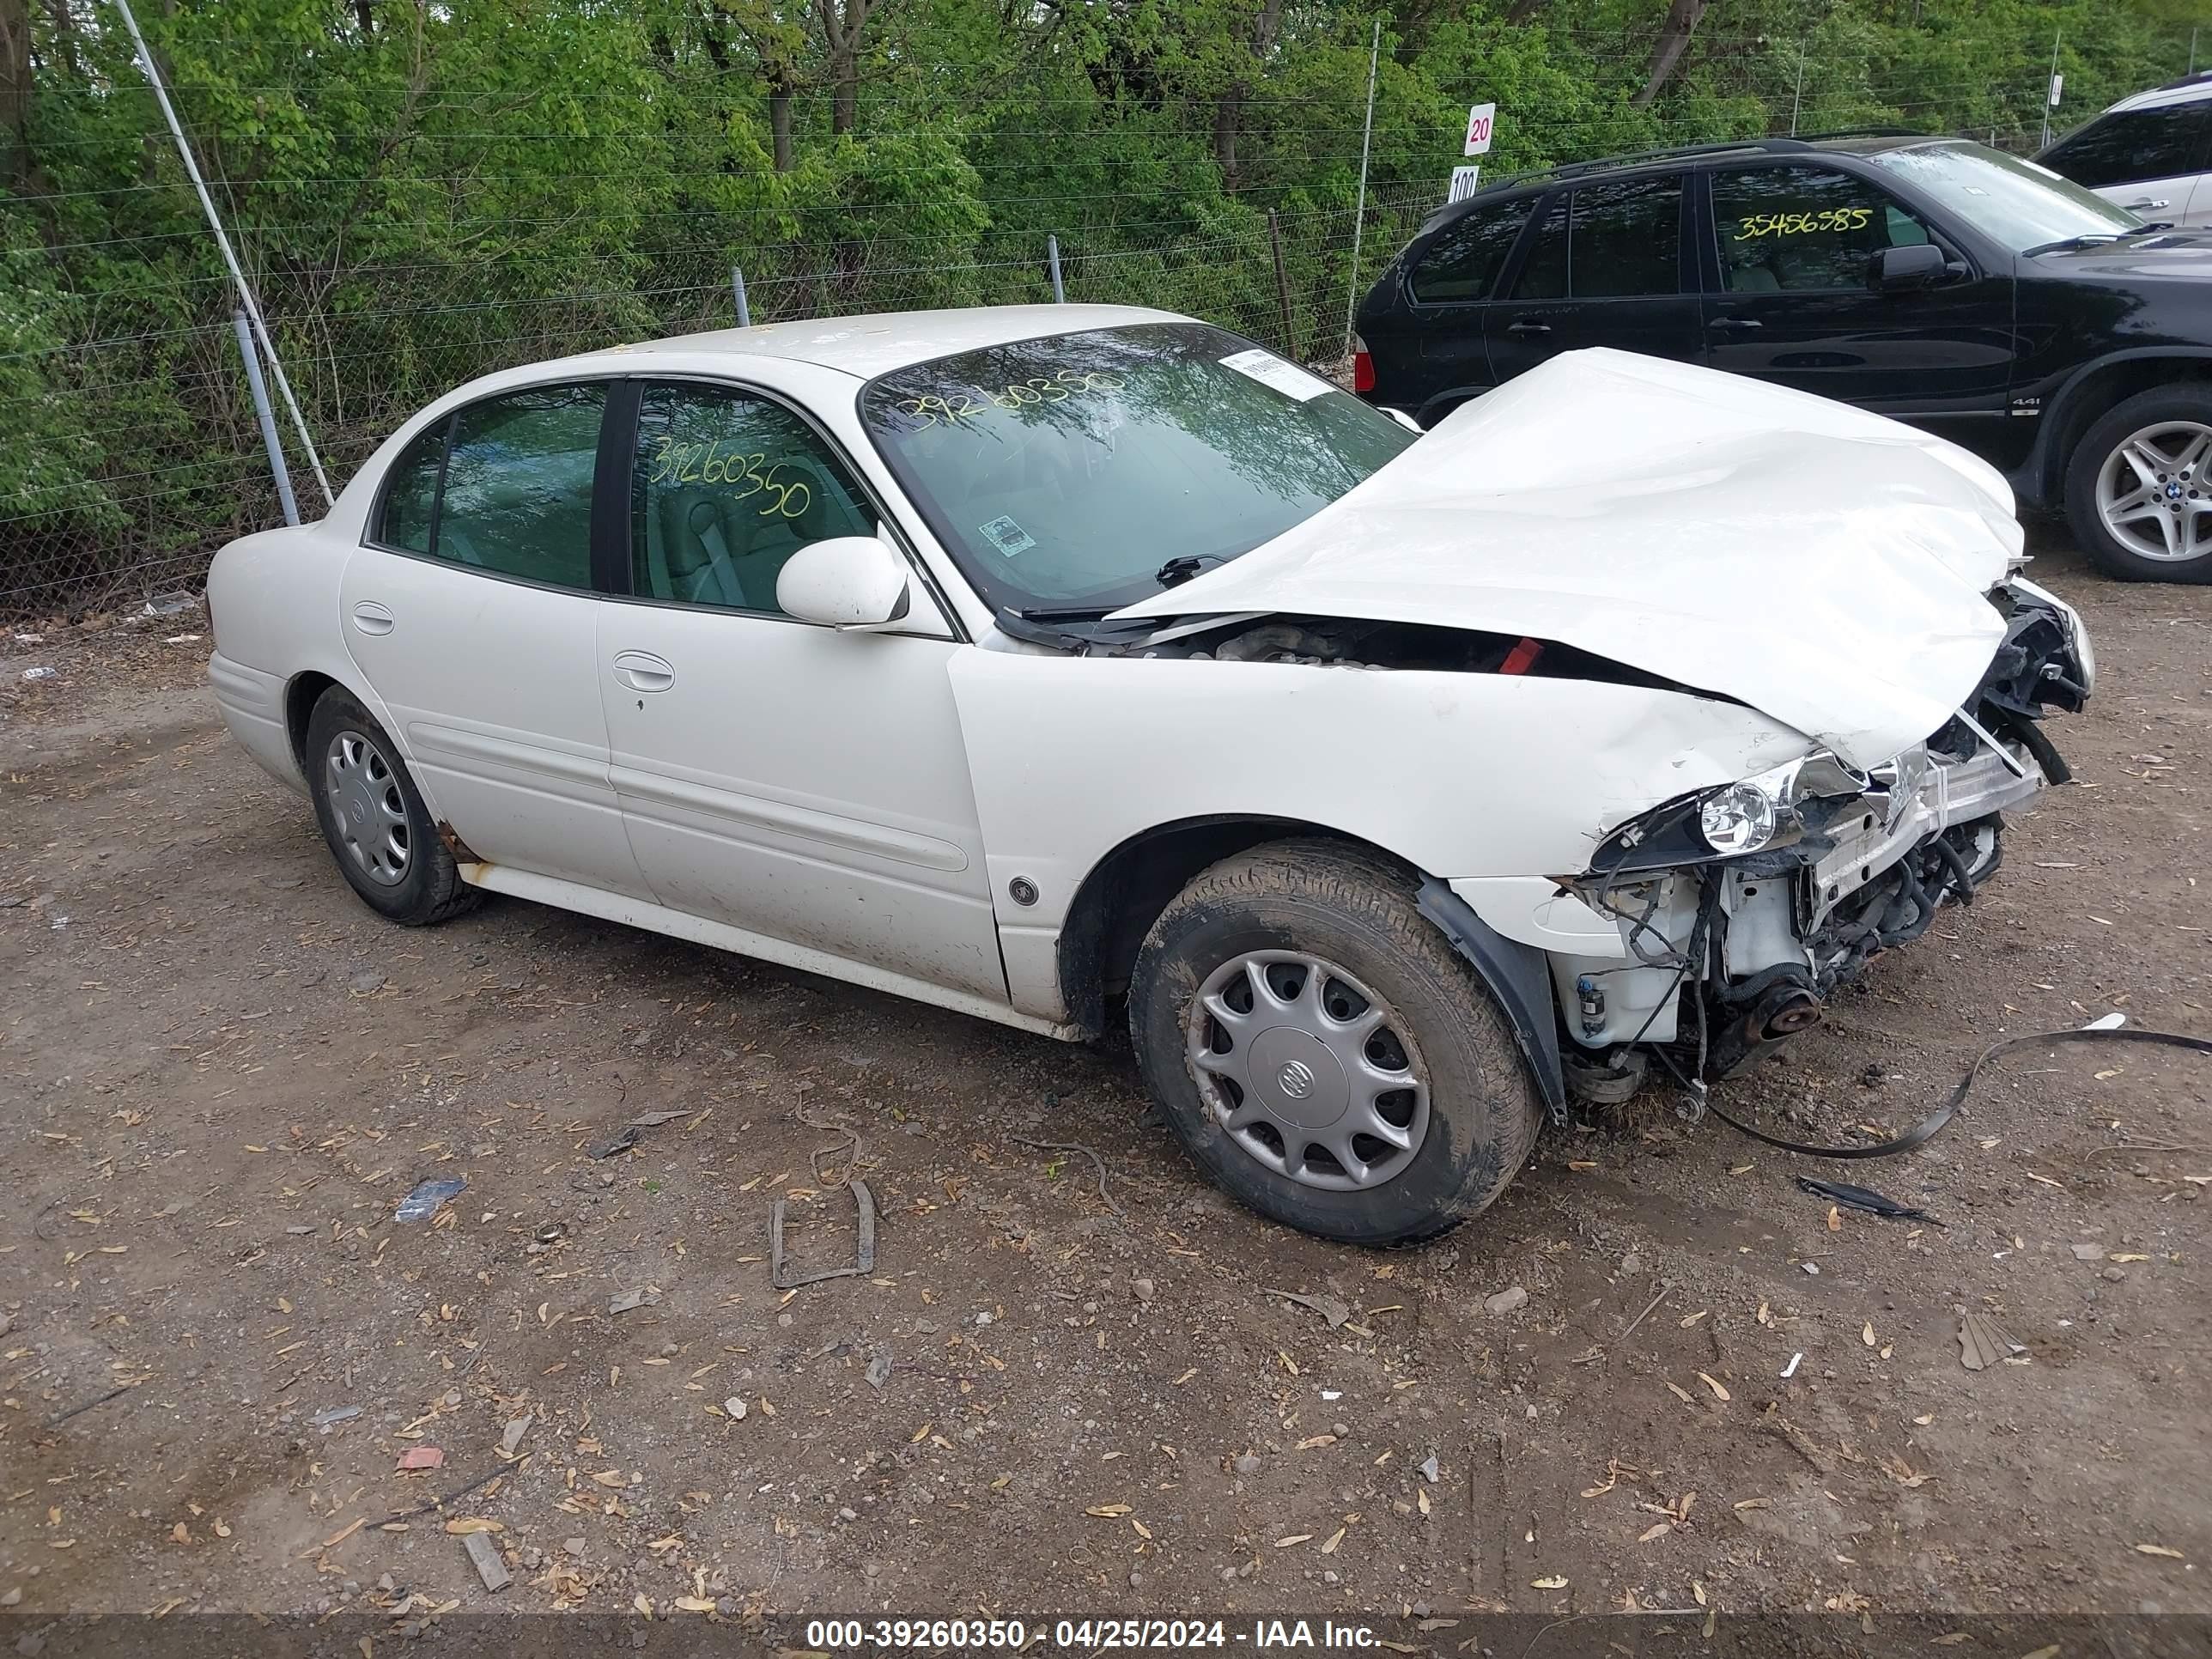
325 728 411 887
1184 951 1430 1192
2098 420 2212 562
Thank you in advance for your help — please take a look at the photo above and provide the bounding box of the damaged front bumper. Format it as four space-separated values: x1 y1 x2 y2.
1550 579 2088 1097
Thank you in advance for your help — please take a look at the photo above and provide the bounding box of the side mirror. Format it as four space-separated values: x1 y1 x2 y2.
1869 242 1948 294
776 534 913 631
1381 406 1424 434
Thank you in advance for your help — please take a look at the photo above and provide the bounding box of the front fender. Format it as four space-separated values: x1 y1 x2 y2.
945 648 1811 1018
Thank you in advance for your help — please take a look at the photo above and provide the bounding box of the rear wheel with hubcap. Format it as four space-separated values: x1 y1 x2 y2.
2068 385 2212 582
1129 841 1542 1246
304 685 480 926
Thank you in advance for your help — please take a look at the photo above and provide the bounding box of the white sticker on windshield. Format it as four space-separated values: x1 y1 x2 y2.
979 514 1036 558
1218 347 1334 403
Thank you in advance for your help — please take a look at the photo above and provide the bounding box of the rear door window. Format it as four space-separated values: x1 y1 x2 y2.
432 386 606 589
1568 174 1685 297
1410 200 1533 302
2044 104 2209 187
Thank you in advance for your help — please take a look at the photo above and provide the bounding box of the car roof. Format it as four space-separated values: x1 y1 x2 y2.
2107 72 2212 113
542 303 1181 382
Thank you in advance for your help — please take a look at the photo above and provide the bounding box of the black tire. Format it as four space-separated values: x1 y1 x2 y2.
303 685 480 927
1127 840 1542 1247
2065 383 2212 582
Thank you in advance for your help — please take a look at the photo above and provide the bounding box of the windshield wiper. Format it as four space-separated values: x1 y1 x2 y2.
2027 223 2171 255
1155 554 1224 588
1014 603 1121 622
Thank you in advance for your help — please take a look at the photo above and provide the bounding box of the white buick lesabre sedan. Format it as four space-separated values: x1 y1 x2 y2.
206 307 2093 1244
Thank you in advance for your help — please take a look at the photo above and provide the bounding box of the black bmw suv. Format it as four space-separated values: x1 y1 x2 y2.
1354 133 2212 581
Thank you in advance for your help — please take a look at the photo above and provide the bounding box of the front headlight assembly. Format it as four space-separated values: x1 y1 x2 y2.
1592 752 1870 873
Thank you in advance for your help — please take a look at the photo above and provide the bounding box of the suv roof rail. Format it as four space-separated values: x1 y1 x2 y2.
2153 68 2212 93
1546 137 1815 179
1787 125 1929 141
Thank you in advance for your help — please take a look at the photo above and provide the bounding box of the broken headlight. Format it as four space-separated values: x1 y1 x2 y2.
1590 752 1869 874
1699 781 1778 855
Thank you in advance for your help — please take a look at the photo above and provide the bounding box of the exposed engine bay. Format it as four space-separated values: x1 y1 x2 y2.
1553 580 2091 1103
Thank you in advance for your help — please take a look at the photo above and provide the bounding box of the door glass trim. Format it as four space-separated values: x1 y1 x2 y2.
605 372 965 643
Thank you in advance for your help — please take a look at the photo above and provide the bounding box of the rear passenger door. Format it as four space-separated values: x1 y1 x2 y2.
2040 102 2212 224
1483 172 1705 385
339 382 653 899
1698 162 2018 448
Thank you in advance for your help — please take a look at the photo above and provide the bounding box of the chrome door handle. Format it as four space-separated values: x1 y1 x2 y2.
1708 316 1764 331
611 651 676 693
350 601 395 635
2124 198 2171 210
1504 319 1552 335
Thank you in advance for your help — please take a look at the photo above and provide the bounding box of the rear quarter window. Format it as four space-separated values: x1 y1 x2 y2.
1410 201 1533 302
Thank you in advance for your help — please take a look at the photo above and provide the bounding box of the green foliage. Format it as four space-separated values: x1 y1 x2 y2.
0 0 2200 606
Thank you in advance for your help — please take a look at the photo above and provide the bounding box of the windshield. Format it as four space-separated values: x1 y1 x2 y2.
1871 141 2142 251
859 321 1416 614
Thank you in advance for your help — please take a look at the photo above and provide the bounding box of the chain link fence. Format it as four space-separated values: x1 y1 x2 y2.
0 181 1437 617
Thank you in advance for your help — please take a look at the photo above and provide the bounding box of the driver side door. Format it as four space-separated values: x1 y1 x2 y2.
595 379 1008 1002
1698 161 2021 453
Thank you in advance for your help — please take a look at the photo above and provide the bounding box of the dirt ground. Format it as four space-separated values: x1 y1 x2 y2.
0 528 2207 1641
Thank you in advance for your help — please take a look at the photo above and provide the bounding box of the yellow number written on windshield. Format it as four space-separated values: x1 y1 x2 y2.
897 370 1126 430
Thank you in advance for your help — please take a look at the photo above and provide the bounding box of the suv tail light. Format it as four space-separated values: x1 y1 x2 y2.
1351 332 1376 395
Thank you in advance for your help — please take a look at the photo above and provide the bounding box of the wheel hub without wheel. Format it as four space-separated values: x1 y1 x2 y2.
1185 950 1430 1192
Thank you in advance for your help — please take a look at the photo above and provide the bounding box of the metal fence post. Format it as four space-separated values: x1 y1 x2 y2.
233 308 299 527
1047 234 1065 303
732 266 751 328
1267 210 1297 359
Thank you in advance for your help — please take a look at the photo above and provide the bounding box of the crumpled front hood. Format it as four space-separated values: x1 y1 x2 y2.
1112 348 2022 770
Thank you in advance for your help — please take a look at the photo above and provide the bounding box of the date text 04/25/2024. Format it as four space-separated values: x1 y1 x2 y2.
802 1620 1395 1650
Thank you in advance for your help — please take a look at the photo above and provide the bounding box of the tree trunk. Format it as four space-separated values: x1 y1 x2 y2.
769 71 793 171
0 0 30 192
817 0 871 136
1212 88 1240 179
1212 0 1281 189
353 0 372 36
1632 0 1707 108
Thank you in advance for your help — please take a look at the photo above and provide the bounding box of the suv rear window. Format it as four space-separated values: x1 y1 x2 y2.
2044 104 2208 187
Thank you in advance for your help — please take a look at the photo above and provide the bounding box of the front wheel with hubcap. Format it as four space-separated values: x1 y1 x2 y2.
304 685 480 926
1130 841 1542 1246
2068 384 2212 582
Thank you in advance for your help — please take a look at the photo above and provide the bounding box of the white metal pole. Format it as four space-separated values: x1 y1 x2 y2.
1047 234 1065 302
1342 18 1381 358
112 0 332 507
1790 45 1806 136
2042 28 2062 151
732 265 750 327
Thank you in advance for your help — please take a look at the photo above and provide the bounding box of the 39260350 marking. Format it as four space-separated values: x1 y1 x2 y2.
804 1620 1030 1649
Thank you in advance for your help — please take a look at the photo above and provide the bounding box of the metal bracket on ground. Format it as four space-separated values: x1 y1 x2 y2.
769 1179 877 1290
